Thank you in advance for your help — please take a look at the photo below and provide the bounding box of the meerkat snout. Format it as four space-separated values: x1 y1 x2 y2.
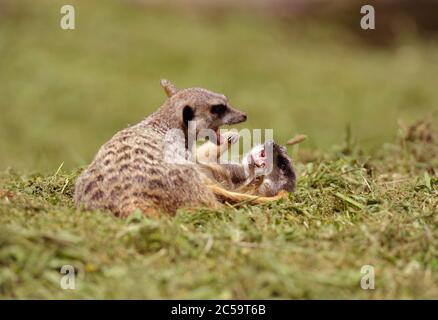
208 103 247 131
220 104 247 125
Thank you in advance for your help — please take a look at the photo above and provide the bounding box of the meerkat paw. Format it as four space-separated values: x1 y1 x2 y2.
221 131 240 145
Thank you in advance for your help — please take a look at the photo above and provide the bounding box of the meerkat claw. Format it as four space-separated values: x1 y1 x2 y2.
219 131 239 145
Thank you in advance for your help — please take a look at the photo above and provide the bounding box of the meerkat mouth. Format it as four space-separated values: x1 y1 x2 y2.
250 147 266 168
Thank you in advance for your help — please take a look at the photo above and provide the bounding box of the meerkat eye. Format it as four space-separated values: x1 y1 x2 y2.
211 104 227 116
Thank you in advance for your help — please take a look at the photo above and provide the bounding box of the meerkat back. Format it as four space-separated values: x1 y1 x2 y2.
74 80 247 216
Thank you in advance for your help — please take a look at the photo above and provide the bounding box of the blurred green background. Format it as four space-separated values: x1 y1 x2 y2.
1 0 437 172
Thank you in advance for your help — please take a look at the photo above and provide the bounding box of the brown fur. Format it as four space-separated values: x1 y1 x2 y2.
74 80 247 216
197 140 296 205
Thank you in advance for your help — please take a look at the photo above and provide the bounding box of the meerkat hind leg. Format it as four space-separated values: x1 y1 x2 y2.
207 185 288 205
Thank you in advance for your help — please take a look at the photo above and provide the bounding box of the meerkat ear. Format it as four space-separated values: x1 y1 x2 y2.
160 79 178 97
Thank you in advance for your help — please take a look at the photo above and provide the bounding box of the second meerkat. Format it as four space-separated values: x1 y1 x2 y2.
198 139 296 204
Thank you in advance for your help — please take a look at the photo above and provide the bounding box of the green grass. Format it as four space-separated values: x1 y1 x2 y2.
0 0 437 299
1 125 437 299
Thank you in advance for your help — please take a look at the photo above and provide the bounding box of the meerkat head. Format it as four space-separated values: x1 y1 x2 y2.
245 140 296 196
160 79 247 142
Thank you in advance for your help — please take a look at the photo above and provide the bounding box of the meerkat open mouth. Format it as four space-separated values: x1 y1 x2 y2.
212 128 226 145
250 146 266 168
215 128 222 144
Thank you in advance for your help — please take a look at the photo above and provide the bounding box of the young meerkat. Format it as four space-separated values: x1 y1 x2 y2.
74 80 247 217
198 139 297 204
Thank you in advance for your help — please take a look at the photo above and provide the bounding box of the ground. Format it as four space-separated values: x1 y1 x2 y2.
1 123 436 299
0 0 437 299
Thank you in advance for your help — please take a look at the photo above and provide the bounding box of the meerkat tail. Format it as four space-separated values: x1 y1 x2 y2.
286 134 307 146
207 184 288 205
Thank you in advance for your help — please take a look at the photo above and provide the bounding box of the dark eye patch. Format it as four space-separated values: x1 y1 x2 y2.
276 154 289 171
211 104 227 116
183 105 194 126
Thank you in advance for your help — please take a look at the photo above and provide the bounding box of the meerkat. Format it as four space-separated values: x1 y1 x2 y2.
198 139 297 204
74 80 247 217
199 133 307 204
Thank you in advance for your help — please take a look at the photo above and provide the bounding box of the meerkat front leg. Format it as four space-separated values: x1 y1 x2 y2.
196 131 239 163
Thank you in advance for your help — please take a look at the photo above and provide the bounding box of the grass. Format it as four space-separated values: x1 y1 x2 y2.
1 123 437 299
0 0 437 299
